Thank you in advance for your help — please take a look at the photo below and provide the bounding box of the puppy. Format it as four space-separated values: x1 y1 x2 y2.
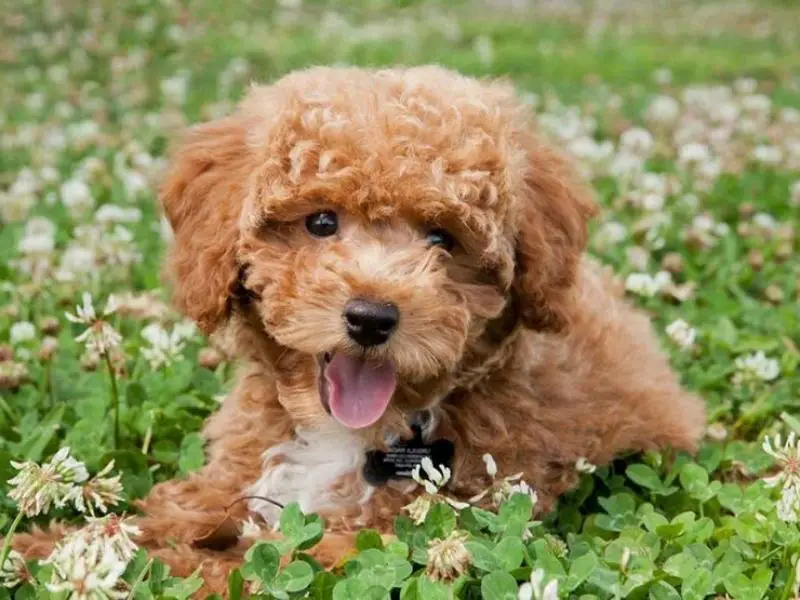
15 66 705 594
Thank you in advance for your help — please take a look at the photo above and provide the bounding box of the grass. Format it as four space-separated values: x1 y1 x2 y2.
1 0 799 598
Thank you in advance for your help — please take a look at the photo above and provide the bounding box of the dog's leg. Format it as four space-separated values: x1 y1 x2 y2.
134 473 252 549
8 474 250 559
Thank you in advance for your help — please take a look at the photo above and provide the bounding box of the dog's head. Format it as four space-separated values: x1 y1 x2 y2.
161 66 595 431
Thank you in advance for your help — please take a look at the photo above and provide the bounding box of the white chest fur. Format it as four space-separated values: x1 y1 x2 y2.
247 423 374 524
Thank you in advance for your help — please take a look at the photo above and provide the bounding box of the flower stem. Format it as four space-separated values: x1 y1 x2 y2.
141 421 152 456
125 558 154 600
104 353 120 449
0 510 24 574
39 360 53 409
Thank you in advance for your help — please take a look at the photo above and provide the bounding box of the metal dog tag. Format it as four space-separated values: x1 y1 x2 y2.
363 423 455 486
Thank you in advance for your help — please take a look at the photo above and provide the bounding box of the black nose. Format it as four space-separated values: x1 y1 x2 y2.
344 299 399 347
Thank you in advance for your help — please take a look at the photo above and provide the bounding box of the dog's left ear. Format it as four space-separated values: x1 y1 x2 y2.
512 139 597 332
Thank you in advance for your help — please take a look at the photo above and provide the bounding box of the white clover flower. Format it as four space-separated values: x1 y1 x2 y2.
241 517 266 539
568 136 613 164
713 103 740 124
60 178 95 217
781 107 800 124
45 530 129 599
161 73 189 105
641 193 665 212
39 164 59 182
413 457 450 492
119 169 149 200
665 319 696 350
645 95 680 124
173 320 197 340
575 457 597 474
94 204 143 224
45 515 141 597
58 223 142 280
594 221 627 248
741 93 771 115
25 92 45 112
425 530 471 582
84 515 141 562
752 145 783 166
18 217 56 254
0 361 29 390
627 246 651 272
9 321 36 345
753 212 777 233
0 192 35 223
733 351 780 387
8 447 89 517
736 117 759 135
687 214 728 247
473 35 494 67
508 479 538 505
715 222 731 236
48 447 89 481
99 225 142 267
678 142 711 167
470 455 538 509
140 323 189 370
68 121 101 146
55 246 96 283
65 293 122 356
404 459 469 524
114 292 173 321
776 485 800 523
693 214 715 232
734 78 758 95
652 68 672 85
0 169 40 220
67 461 124 515
619 127 654 157
624 272 671 298
762 433 800 490
642 170 673 194
76 156 106 181
624 273 656 297
609 152 645 179
411 460 464 504
482 453 497 478
0 549 27 589
404 494 436 526
518 568 559 600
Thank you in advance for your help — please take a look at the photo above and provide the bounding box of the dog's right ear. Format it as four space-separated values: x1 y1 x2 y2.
160 116 254 334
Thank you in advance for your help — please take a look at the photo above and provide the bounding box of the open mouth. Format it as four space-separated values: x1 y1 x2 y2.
317 352 397 429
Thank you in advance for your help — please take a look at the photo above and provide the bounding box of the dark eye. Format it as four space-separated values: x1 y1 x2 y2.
426 228 455 252
305 210 338 237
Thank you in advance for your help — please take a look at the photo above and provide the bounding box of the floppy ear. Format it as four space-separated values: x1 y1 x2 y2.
160 116 254 334
513 139 597 332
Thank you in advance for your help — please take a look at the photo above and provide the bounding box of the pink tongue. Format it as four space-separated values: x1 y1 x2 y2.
325 354 397 429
